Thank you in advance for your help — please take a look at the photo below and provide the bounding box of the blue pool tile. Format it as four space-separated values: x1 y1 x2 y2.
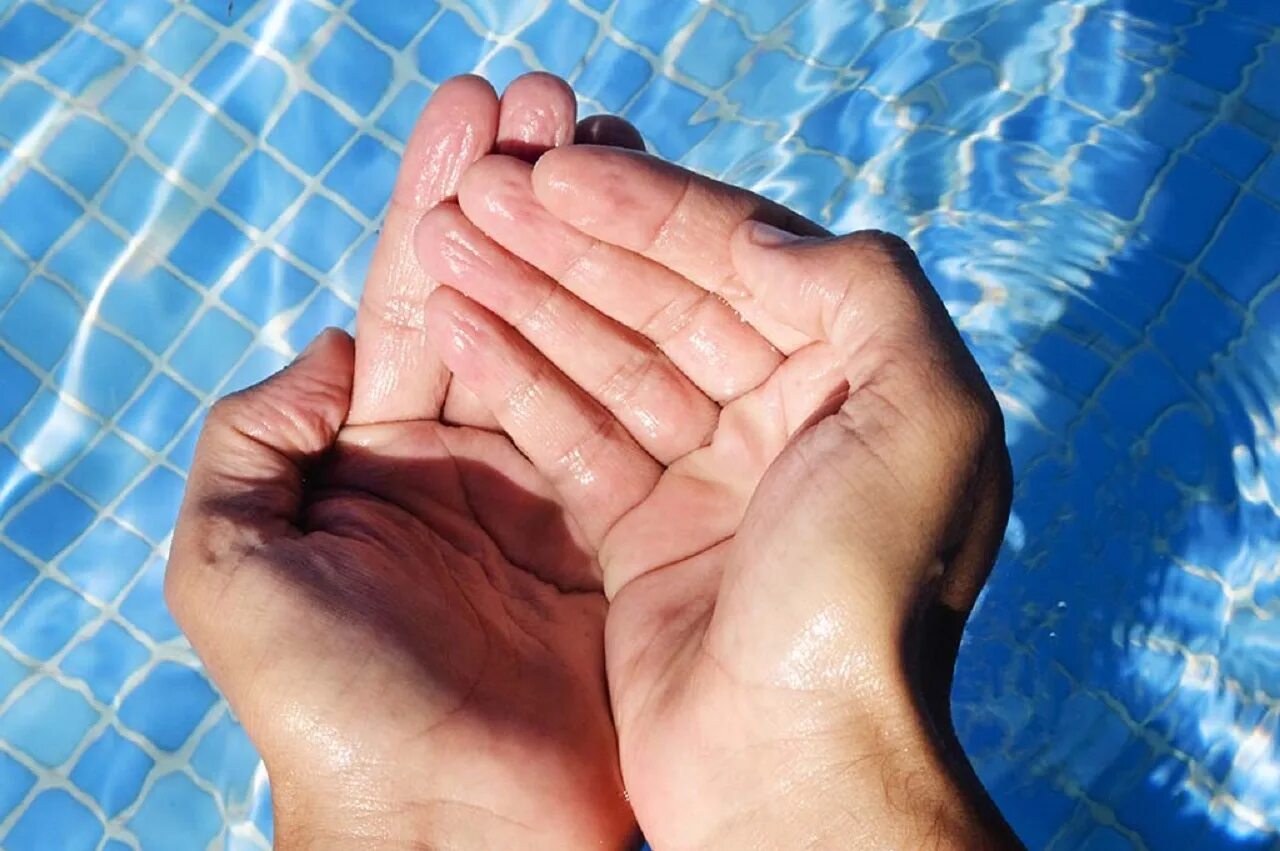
0 750 36 817
1 579 96 660
0 643 27 696
627 78 711 160
8 389 97 477
145 96 245 189
58 327 151 418
4 789 102 851
0 4 70 62
224 343 290 393
222 249 315 324
1192 122 1269 181
100 66 170 136
0 547 36 615
42 116 127 200
119 662 217 751
189 0 261 23
330 231 374 302
738 0 803 33
479 46 531 93
218 150 303 231
91 0 171 47
129 772 222 851
0 81 57 144
119 555 181 642
1069 127 1166 221
0 241 25 309
114 466 184 543
351 0 435 48
70 726 154 817
192 43 288 136
267 91 356 175
0 347 39 429
324 135 398 219
5 483 95 560
375 80 431 142
1245 43 1280 119
100 265 203 355
1254 154 1280 206
245 0 327 57
0 275 79 369
192 712 257 794
726 50 835 123
1202 193 1280 305
416 10 486 82
611 1 698 55
577 39 651 112
791 3 885 67
149 12 216 74
0 678 98 766
310 24 392 116
60 519 152 603
277 195 363 272
169 307 252 391
800 87 902 166
522 5 596 77
0 171 81 260
47 220 127 300
100 158 198 235
167 416 203 470
62 621 150 704
285 289 355 351
1139 154 1237 262
65 432 148 506
168 210 251 287
1173 11 1264 93
1151 277 1243 379
1061 52 1144 118
675 9 750 89
118 373 199 450
38 30 124 97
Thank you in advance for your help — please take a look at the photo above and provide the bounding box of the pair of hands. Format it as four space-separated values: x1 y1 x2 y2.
167 74 1017 849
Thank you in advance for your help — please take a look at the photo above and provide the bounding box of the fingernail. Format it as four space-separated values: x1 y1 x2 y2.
745 220 805 247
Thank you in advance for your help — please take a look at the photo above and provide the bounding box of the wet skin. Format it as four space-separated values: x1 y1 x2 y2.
168 73 1019 849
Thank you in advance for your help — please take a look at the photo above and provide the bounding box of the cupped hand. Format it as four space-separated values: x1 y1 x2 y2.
415 145 1019 849
167 76 645 850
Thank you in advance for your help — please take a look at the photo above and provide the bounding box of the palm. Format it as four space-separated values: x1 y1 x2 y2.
235 420 627 839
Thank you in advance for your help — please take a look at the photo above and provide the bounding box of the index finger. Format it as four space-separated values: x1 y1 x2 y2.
530 146 828 298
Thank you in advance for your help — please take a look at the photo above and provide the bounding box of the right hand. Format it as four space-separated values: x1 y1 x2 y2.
417 143 1020 849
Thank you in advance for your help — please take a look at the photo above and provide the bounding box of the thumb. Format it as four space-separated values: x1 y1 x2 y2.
170 328 354 590
729 222 930 354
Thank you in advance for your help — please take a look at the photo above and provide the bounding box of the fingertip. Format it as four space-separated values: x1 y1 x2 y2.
456 153 531 222
412 201 476 282
497 71 578 160
424 286 486 363
574 114 645 151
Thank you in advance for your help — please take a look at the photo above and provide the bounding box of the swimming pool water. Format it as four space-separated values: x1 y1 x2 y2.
0 0 1277 848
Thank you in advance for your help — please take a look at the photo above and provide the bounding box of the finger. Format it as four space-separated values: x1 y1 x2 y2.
530 146 828 351
350 75 500 425
416 203 718 463
496 72 577 161
169 329 354 615
424 287 661 544
457 155 783 400
441 383 502 430
575 115 645 151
